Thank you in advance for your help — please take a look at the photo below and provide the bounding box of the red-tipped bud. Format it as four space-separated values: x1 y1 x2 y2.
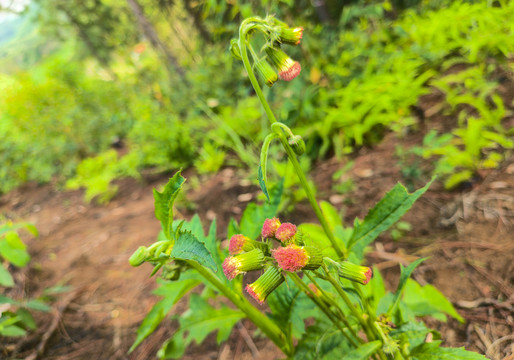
337 261 373 285
275 222 297 243
262 217 281 239
279 26 304 45
222 249 265 280
265 46 301 81
245 266 284 305
228 234 265 255
272 245 322 272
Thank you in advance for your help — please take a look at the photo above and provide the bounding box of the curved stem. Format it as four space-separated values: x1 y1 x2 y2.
187 260 293 356
271 122 295 138
239 26 277 125
239 23 346 260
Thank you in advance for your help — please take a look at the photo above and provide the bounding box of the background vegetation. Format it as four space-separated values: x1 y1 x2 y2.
1 0 512 202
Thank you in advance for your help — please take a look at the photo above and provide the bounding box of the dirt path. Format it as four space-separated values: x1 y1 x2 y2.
1 145 513 359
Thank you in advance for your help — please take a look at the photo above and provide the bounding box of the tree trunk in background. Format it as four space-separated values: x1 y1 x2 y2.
58 4 118 80
183 0 212 43
126 0 186 81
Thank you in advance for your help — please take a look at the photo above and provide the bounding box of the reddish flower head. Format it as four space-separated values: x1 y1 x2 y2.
229 234 249 255
273 245 308 272
222 256 241 281
265 46 301 82
262 217 281 239
275 222 297 243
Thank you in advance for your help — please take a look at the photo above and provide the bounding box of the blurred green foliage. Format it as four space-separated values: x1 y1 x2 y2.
0 0 513 201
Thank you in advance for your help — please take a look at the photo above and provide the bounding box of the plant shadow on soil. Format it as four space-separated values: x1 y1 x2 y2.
1 133 513 359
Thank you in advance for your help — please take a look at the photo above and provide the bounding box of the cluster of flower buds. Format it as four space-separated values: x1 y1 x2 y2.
129 240 172 267
230 16 304 87
222 217 373 305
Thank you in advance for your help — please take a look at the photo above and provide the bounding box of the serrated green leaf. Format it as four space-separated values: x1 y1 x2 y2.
403 279 464 322
159 294 244 359
295 320 353 360
0 264 14 287
411 341 487 359
348 180 433 255
154 171 185 239
390 321 438 352
344 340 381 360
388 258 427 316
268 281 313 339
129 278 201 353
170 232 217 272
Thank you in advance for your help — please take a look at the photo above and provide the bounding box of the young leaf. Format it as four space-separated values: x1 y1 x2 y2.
411 341 488 359
348 179 434 254
295 320 353 360
388 258 427 316
258 132 278 201
129 278 201 353
0 233 30 267
403 279 464 322
170 231 217 272
154 171 185 239
344 341 382 360
0 264 14 287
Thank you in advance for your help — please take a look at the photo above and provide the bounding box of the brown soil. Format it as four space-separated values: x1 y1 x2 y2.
1 139 513 359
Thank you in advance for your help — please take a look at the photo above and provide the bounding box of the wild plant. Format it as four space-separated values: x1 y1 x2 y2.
130 16 486 359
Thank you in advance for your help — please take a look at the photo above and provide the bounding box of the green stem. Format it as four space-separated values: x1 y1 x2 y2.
303 272 363 344
186 260 293 356
280 136 347 259
271 122 295 138
239 25 346 259
288 273 360 348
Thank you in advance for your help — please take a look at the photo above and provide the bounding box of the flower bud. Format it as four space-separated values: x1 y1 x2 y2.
222 248 265 280
275 222 297 243
245 266 285 305
288 135 305 156
279 26 304 45
272 245 323 272
265 46 301 81
254 58 278 87
229 39 242 60
228 234 267 255
261 217 281 239
337 261 373 285
129 246 149 267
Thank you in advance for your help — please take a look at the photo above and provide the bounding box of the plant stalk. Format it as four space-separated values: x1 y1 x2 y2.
186 260 293 356
238 26 346 259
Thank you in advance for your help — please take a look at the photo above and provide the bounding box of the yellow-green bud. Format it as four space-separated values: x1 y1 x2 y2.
229 39 242 60
129 246 149 267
